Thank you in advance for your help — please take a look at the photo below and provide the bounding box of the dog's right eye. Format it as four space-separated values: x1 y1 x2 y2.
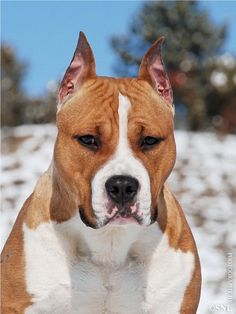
73 135 100 151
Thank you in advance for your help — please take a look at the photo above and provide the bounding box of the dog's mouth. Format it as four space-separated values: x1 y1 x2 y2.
104 203 143 226
78 203 158 228
106 211 140 225
78 205 140 228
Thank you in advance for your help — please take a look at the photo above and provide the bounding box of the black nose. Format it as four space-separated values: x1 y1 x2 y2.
105 175 139 205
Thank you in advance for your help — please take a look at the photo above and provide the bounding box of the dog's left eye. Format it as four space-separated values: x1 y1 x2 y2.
141 136 163 149
74 135 99 151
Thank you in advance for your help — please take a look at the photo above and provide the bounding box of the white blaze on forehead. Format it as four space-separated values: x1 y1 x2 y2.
91 92 152 226
118 93 131 153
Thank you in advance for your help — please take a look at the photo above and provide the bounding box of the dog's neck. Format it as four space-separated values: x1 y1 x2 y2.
72 216 145 266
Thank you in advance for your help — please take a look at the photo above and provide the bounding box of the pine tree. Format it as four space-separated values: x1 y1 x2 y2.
1 43 57 126
111 1 236 132
1 44 28 126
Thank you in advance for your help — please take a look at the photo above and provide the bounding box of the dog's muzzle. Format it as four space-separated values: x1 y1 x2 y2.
103 175 143 225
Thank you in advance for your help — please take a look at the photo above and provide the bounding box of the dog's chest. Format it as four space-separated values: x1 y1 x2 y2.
23 218 194 314
25 258 145 314
68 258 146 314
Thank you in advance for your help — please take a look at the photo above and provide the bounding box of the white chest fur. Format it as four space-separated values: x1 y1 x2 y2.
23 215 194 314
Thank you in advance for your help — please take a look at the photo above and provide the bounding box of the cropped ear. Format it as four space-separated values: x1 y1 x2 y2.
139 37 173 105
58 32 96 105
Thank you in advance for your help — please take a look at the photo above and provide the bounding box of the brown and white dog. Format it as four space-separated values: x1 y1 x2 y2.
1 32 201 314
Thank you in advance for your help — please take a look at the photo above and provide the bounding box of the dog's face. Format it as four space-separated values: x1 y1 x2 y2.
54 32 176 228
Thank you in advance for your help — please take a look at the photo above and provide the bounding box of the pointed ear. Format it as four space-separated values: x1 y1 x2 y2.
139 37 173 105
58 32 96 105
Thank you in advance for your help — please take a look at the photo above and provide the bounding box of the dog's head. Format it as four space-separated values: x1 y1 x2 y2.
54 32 176 228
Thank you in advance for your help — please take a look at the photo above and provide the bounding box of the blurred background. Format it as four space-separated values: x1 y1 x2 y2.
1 1 236 313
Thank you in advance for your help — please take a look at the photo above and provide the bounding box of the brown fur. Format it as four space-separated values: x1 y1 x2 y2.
1 197 32 313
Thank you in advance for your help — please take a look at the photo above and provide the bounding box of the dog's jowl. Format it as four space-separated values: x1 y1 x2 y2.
1 32 201 314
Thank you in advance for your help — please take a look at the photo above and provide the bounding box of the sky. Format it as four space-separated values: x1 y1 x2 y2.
2 1 236 97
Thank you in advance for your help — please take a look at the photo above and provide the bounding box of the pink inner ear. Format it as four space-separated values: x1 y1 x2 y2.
59 53 84 103
66 81 74 92
150 65 172 104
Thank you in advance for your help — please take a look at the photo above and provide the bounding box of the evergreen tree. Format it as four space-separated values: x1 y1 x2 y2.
1 43 56 126
1 43 28 126
111 1 236 132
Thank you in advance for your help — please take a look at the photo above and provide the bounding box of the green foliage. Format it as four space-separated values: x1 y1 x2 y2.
111 1 236 133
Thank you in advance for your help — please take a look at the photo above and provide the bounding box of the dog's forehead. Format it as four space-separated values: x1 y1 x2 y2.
57 76 173 129
119 79 174 125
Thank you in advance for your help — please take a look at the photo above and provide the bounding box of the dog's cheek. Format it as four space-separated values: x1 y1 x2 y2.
158 136 176 183
133 136 176 207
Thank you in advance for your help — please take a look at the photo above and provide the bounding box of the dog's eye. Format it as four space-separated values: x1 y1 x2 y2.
74 135 99 151
141 136 163 150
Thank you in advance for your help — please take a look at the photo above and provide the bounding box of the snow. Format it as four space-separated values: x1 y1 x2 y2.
1 125 235 313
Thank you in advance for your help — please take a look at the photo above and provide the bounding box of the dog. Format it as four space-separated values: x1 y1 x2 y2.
1 32 201 314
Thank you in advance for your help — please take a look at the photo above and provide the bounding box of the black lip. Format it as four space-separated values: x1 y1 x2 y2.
150 207 158 224
78 207 97 229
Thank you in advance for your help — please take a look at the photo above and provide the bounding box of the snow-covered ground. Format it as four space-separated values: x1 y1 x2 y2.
1 124 235 313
